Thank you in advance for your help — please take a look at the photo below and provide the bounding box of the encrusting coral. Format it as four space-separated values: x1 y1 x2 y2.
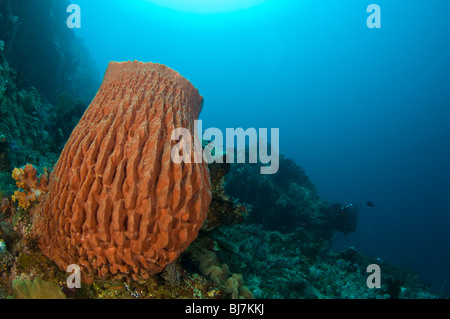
11 277 66 299
32 61 212 282
195 247 254 299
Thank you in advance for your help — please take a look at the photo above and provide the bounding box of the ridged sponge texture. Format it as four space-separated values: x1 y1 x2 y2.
32 61 211 282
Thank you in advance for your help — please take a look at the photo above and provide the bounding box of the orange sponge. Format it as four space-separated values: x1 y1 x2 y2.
32 61 211 282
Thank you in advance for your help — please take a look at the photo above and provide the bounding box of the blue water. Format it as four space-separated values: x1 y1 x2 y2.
73 0 450 293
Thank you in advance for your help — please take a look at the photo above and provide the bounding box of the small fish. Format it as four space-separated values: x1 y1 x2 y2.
366 201 375 208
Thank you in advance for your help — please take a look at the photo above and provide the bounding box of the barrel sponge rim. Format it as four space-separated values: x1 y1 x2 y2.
102 60 204 116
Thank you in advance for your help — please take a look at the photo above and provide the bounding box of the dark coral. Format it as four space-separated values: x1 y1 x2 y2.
0 136 10 171
224 152 358 238
0 0 99 104
0 0 99 174
202 161 250 232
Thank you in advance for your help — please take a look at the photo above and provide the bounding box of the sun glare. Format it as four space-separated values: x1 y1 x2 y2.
143 0 269 14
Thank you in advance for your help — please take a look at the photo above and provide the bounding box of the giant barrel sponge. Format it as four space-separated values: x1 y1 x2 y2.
32 61 211 282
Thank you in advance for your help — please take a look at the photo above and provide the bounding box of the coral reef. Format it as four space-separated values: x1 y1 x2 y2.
224 152 358 237
0 50 52 169
0 0 99 173
48 92 89 152
183 237 254 299
202 161 250 232
84 272 220 299
32 61 212 282
0 183 70 299
210 224 434 299
0 153 437 299
0 181 222 299
0 0 439 300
